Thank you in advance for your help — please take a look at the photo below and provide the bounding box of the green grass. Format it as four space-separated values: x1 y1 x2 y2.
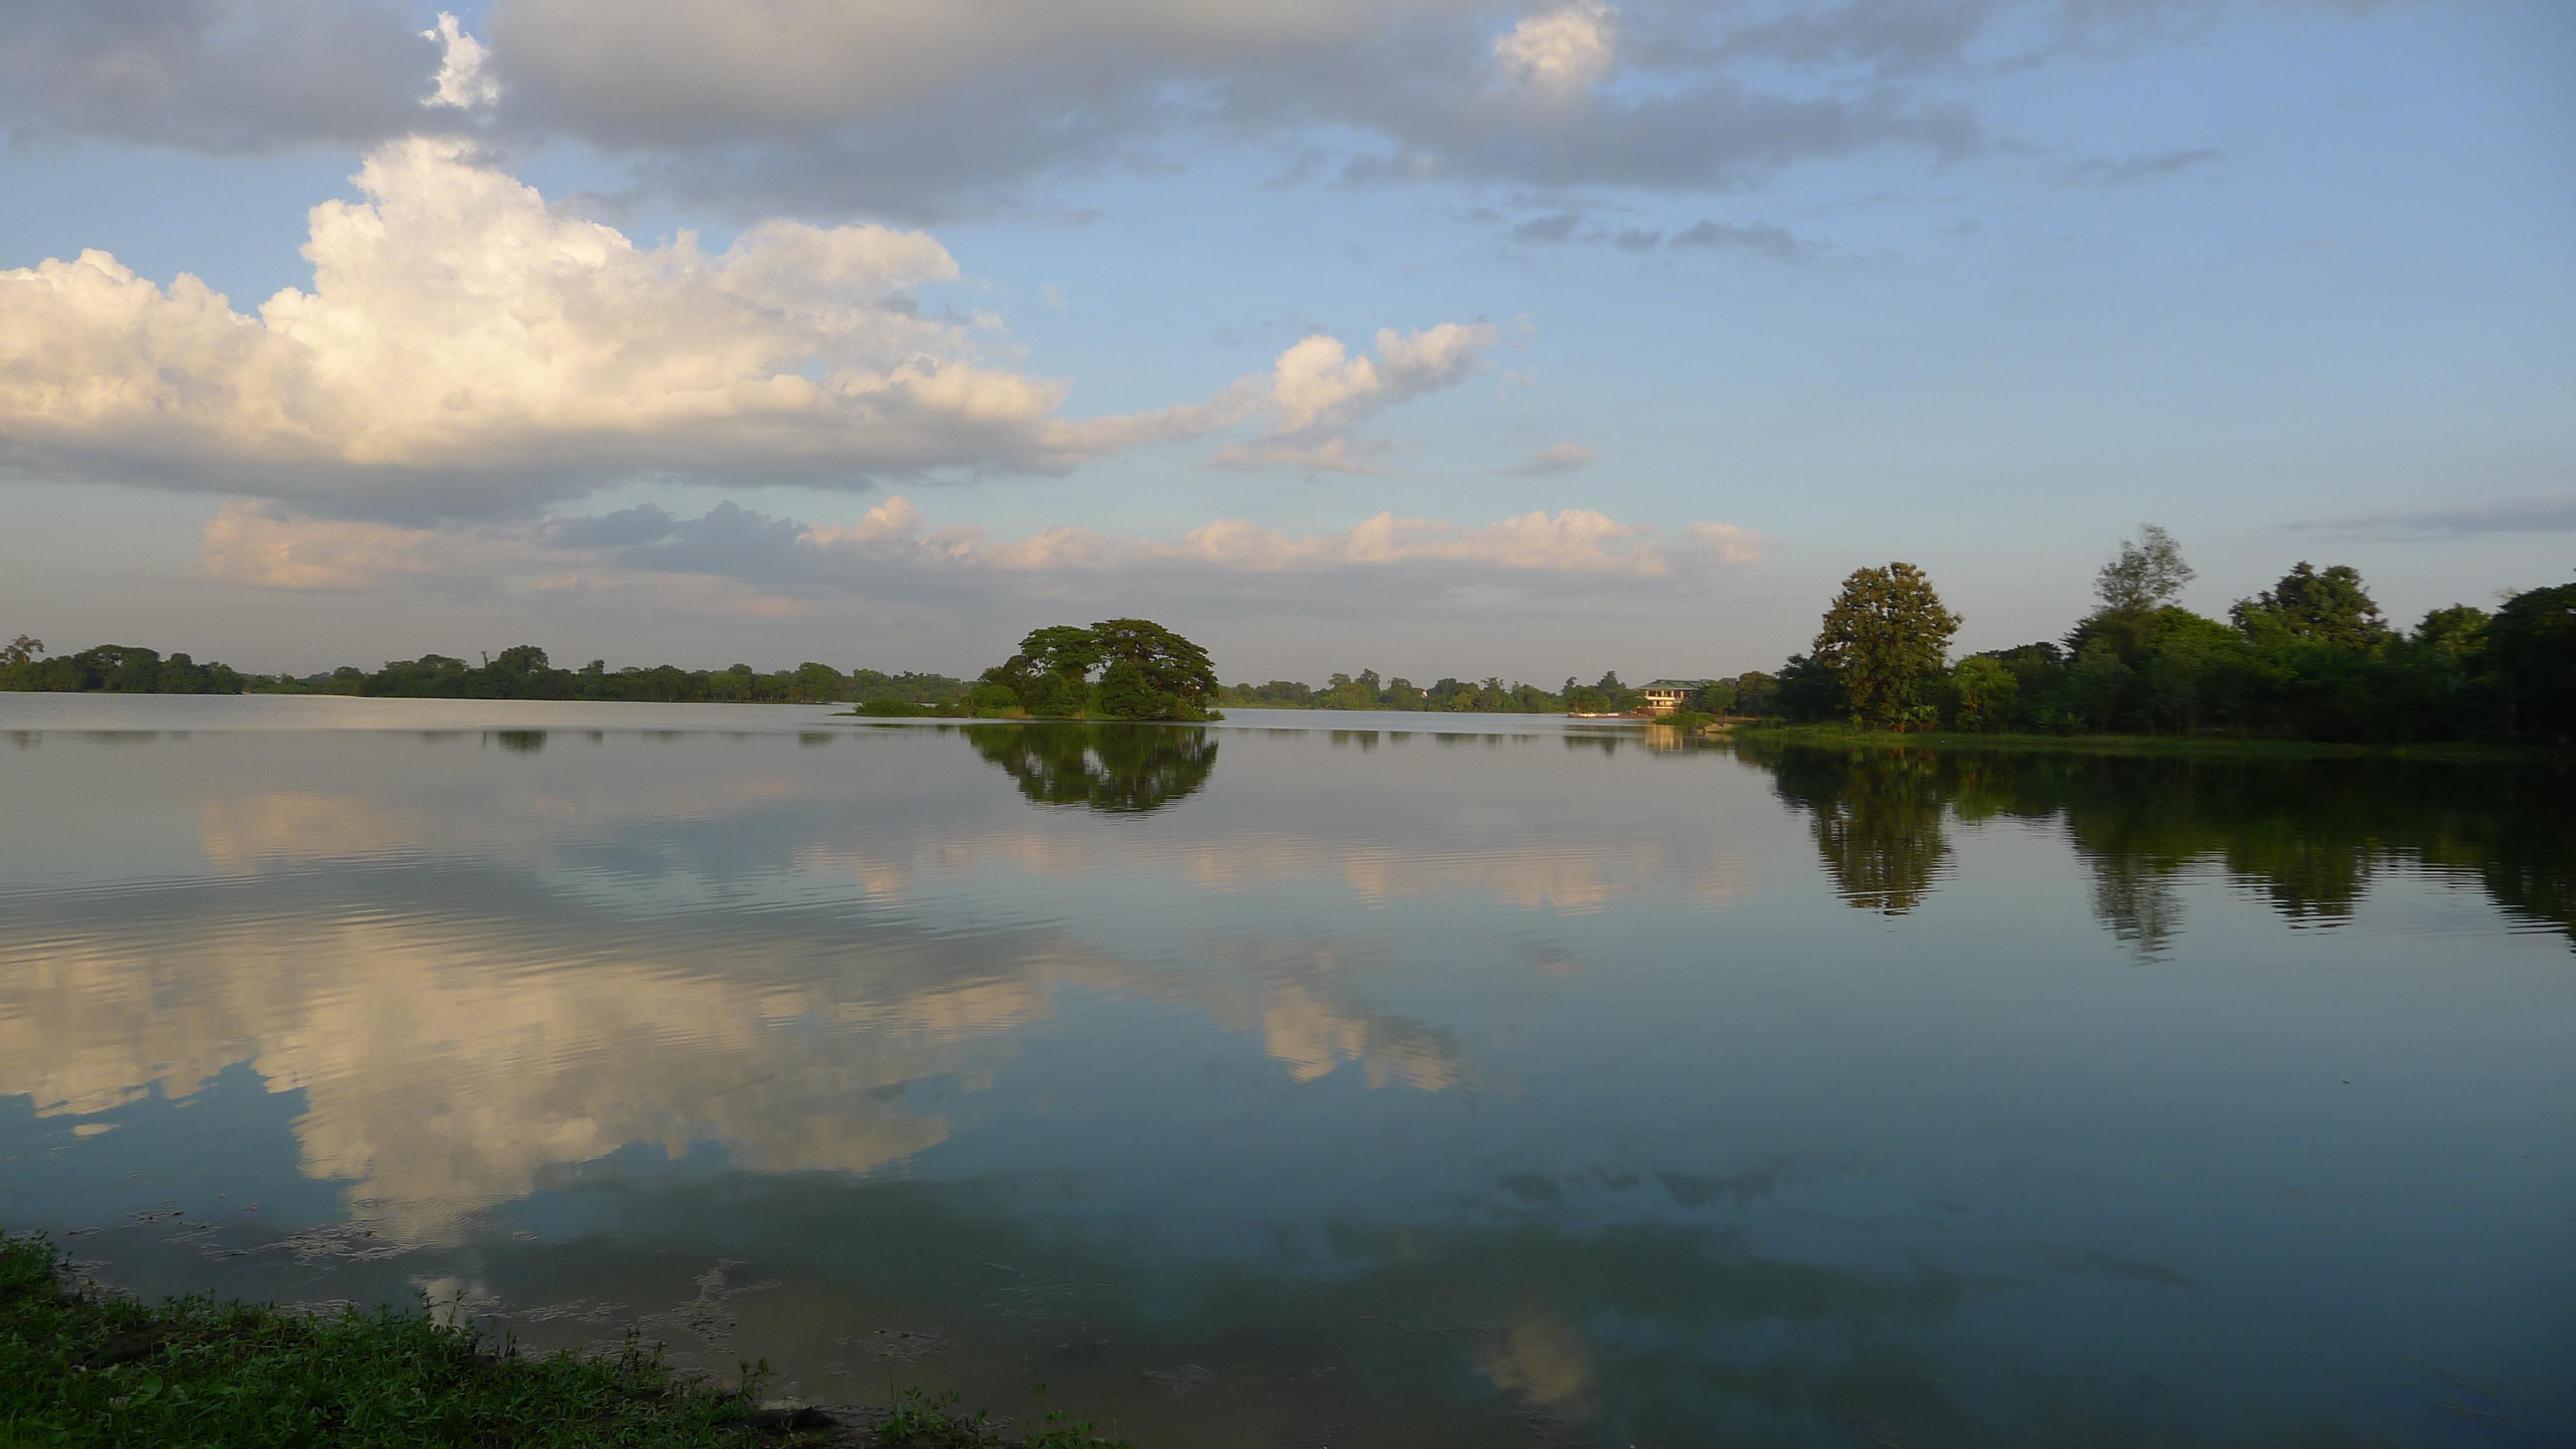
1724 721 2557 763
1 1235 1132 1448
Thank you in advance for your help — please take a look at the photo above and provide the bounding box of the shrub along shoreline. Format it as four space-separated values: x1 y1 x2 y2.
1 1235 1132 1448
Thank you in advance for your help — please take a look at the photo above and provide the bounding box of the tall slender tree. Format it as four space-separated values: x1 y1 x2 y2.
2094 525 2196 613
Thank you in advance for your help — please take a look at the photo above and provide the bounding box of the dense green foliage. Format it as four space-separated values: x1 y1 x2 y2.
1 638 246 694
971 619 1220 721
1217 669 1650 713
0 1235 1133 1448
2 634 976 706
1733 532 2575 743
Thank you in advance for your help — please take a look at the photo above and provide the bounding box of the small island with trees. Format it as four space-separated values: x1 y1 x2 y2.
857 619 1222 721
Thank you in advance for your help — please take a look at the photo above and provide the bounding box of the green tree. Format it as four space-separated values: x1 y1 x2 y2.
2065 643 2133 732
2412 605 2490 662
1017 625 1104 683
3 636 40 665
2485 582 2576 737
1093 659 1172 719
789 662 846 702
1018 669 1083 718
1809 563 1961 728
1318 671 1376 710
1731 671 1779 715
2231 562 2389 649
2094 524 2195 612
1088 617 1220 718
963 681 1021 713
710 663 756 702
1773 653 1843 721
1946 654 2018 731
2132 608 2248 733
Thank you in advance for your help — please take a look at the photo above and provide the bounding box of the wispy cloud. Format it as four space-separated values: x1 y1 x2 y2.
1512 211 1584 243
2294 494 2576 536
1506 443 1596 476
2060 147 2222 188
1502 212 1820 260
204 496 1761 601
1668 219 1820 261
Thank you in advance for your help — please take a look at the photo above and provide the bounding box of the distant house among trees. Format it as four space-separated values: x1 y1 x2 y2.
1638 680 1712 717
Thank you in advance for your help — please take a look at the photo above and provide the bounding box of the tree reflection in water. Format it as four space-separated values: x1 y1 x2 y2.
961 722 1219 813
1729 738 2575 952
1757 746 1955 914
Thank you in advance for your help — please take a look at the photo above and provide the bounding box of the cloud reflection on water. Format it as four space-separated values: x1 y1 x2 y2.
3 714 2570 1446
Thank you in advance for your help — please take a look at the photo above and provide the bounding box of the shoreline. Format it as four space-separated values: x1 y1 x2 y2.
1 1234 1133 1448
1724 722 2564 763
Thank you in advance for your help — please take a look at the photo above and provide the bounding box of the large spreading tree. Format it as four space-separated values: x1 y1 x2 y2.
978 618 1220 721
1810 562 1962 729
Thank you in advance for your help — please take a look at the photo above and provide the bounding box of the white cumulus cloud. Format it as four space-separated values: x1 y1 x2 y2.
1492 0 1617 97
1 140 1509 512
421 14 501 110
1211 321 1501 470
1270 323 1496 432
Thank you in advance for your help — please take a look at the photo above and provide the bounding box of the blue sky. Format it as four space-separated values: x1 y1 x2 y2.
2 0 2570 681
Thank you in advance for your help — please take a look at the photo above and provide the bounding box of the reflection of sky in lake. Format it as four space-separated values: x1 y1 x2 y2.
2 697 2570 1448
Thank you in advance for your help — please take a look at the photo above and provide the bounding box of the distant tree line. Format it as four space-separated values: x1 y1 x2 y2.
0 635 974 705
287 648 958 704
1217 671 1655 715
1731 528 2575 743
1 638 246 694
330 651 983 704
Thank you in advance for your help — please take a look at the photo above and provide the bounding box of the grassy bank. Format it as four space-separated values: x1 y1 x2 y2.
1 1235 1130 1448
1723 721 2560 763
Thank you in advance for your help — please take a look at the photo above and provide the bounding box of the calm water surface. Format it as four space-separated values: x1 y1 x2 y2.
2 695 2569 1446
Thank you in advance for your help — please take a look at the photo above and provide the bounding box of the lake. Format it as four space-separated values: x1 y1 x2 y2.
1 695 2568 1447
